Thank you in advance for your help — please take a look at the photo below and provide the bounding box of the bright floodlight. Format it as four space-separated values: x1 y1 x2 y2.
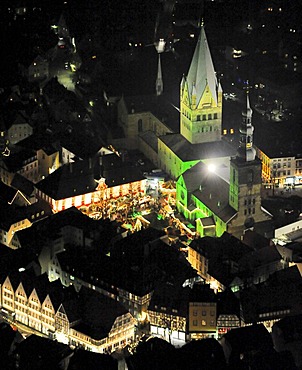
208 164 216 173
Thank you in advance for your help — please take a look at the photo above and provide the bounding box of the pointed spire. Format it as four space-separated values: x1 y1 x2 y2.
237 91 256 162
57 13 70 39
156 54 163 96
218 80 223 93
186 26 218 106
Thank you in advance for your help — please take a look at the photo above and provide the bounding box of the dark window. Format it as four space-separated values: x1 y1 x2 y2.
138 119 143 132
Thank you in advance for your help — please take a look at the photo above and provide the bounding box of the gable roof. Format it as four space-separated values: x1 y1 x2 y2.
2 147 37 172
35 160 98 200
11 173 35 196
123 94 179 133
0 181 19 204
181 162 237 223
159 134 236 162
76 287 129 340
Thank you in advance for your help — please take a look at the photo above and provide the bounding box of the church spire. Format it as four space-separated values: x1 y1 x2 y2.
156 54 163 96
186 25 218 106
237 91 256 162
180 26 222 144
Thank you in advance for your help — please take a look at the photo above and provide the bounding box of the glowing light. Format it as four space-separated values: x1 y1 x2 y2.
207 164 216 173
74 195 82 207
84 193 92 205
56 332 69 345
65 197 72 209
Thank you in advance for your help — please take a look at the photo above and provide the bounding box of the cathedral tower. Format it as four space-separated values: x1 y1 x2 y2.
229 92 269 232
180 26 222 144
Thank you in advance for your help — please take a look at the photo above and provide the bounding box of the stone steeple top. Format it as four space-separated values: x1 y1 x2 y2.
186 26 218 106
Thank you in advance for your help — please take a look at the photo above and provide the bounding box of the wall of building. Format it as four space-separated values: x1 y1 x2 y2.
188 301 217 337
0 275 136 354
8 123 33 145
158 139 200 179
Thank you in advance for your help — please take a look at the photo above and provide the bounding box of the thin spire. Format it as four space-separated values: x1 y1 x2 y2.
237 90 256 162
156 54 163 96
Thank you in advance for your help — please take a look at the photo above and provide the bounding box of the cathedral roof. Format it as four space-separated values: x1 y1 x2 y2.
123 94 179 133
186 26 218 105
159 133 236 162
181 162 237 223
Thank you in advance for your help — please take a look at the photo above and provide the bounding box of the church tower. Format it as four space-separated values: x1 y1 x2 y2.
180 26 222 144
229 92 269 232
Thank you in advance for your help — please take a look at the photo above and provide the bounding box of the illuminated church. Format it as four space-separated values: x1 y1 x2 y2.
157 26 236 180
157 26 271 237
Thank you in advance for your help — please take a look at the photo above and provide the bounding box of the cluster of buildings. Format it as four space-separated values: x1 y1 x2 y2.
0 5 301 369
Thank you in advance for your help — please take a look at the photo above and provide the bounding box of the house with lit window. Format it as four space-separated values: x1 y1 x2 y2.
2 147 39 184
254 115 302 187
0 199 52 249
27 55 49 82
6 111 33 145
188 284 217 340
16 134 61 182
